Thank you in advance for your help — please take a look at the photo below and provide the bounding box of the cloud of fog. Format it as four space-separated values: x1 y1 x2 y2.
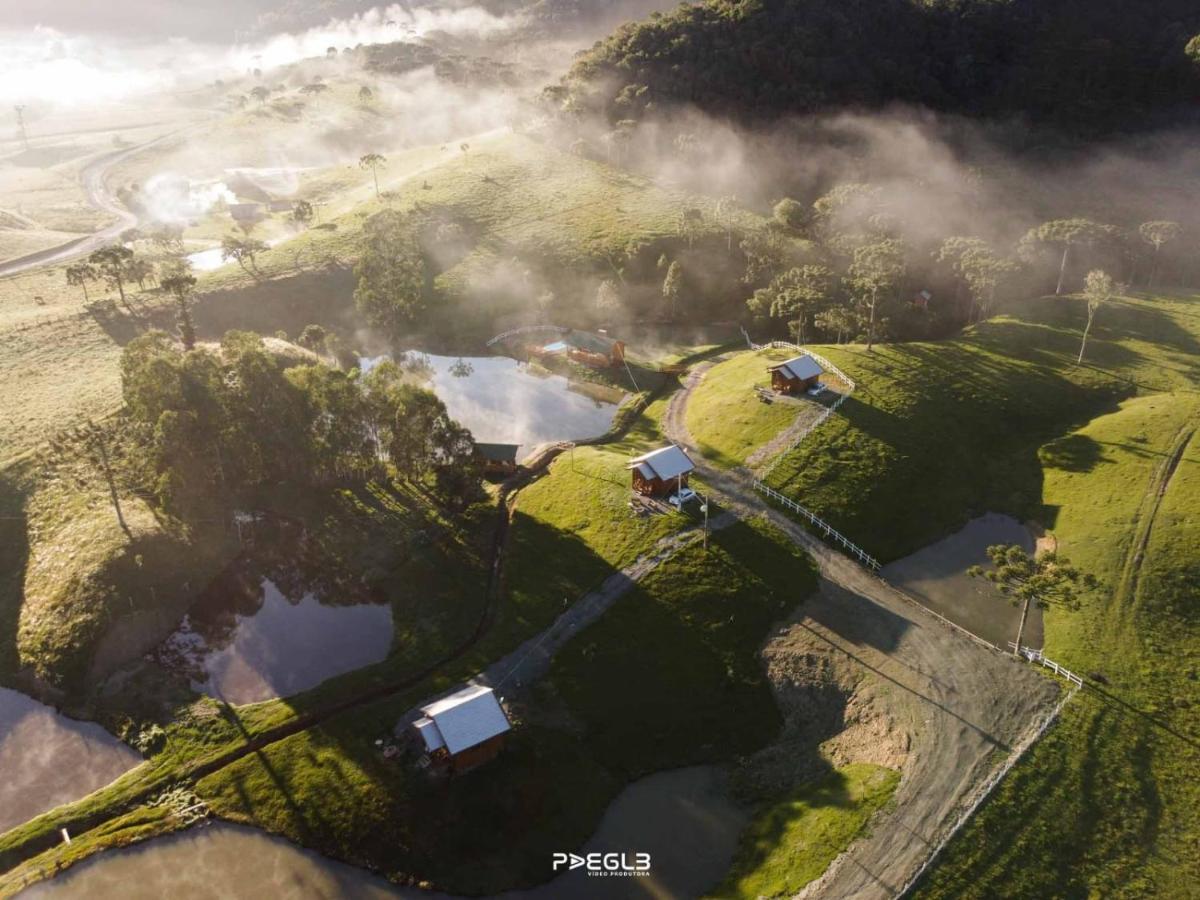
229 3 519 72
139 173 237 224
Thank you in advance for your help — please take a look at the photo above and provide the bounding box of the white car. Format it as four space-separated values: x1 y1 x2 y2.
668 487 698 509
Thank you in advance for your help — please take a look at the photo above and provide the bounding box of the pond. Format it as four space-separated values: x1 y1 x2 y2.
25 766 745 899
155 577 393 706
882 512 1043 650
0 688 140 834
363 354 623 461
184 247 225 271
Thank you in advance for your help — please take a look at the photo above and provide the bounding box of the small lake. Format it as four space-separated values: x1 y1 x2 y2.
24 766 745 899
363 354 623 461
156 578 393 706
0 688 141 834
882 512 1043 649
184 247 225 271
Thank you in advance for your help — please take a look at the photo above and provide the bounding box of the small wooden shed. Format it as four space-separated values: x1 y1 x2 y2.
767 354 824 395
412 684 512 774
476 443 520 478
628 445 696 498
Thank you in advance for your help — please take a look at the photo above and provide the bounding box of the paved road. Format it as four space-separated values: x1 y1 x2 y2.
662 358 1060 900
0 135 175 278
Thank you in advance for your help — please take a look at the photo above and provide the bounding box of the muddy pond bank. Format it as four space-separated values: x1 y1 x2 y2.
882 512 1043 649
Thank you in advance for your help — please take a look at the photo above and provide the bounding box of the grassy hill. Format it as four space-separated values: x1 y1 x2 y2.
719 288 1200 897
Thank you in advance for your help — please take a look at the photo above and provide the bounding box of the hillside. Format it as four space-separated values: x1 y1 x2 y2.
723 287 1200 896
561 0 1200 133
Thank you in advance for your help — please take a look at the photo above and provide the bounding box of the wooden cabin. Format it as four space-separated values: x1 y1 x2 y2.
627 445 696 498
412 684 512 774
767 354 824 395
476 443 521 478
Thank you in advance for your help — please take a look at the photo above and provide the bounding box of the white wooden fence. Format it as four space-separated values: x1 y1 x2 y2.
740 329 879 569
896 684 1079 897
1008 642 1085 687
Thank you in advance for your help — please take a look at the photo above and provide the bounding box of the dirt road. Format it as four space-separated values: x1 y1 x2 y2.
0 135 173 277
664 361 1061 899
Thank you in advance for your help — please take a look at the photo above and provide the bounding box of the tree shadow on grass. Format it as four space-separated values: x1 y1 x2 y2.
0 470 30 684
1040 433 1108 473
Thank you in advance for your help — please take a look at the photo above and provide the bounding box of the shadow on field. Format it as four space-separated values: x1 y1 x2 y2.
193 268 358 342
0 472 30 681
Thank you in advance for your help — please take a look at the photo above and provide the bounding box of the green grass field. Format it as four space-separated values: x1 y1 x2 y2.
718 288 1200 898
193 516 817 895
684 347 803 467
714 763 900 900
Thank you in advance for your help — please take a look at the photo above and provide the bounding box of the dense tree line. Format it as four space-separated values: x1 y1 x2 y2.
118 331 480 513
556 0 1200 134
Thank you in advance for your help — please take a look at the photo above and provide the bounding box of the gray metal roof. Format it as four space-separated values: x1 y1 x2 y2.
770 354 823 382
419 684 511 756
628 445 695 481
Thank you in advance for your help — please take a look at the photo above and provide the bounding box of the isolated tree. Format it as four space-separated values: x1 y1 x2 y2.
66 262 96 302
969 545 1095 656
358 85 373 103
714 195 738 252
1077 269 1113 364
749 265 834 344
677 207 705 249
326 46 337 59
1138 221 1180 288
359 153 387 199
221 235 267 278
249 86 270 105
292 199 314 228
662 261 683 320
160 266 198 350
353 209 425 334
79 422 131 538
1020 218 1113 295
848 239 906 351
125 256 156 291
595 279 621 317
89 245 135 311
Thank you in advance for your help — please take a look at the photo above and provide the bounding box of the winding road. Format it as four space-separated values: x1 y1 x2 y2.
0 134 175 278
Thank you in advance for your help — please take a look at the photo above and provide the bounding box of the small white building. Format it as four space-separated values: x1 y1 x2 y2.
412 684 511 773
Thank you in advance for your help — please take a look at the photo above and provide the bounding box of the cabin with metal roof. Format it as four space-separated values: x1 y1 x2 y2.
767 354 824 395
411 684 512 773
627 444 696 498
475 443 521 478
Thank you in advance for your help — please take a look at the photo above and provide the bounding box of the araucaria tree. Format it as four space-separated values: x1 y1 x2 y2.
848 239 906 351
1077 269 1113 364
969 544 1096 655
89 245 135 311
1020 218 1114 295
353 209 425 335
936 237 1019 323
662 261 683 321
66 262 96 302
359 153 387 199
748 265 834 344
221 235 267 279
1138 221 1181 288
160 265 199 350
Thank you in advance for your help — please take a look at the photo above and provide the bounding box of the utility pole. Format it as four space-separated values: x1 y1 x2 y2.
13 105 29 152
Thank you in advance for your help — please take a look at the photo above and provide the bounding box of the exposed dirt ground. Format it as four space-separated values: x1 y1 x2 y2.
664 363 1062 900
